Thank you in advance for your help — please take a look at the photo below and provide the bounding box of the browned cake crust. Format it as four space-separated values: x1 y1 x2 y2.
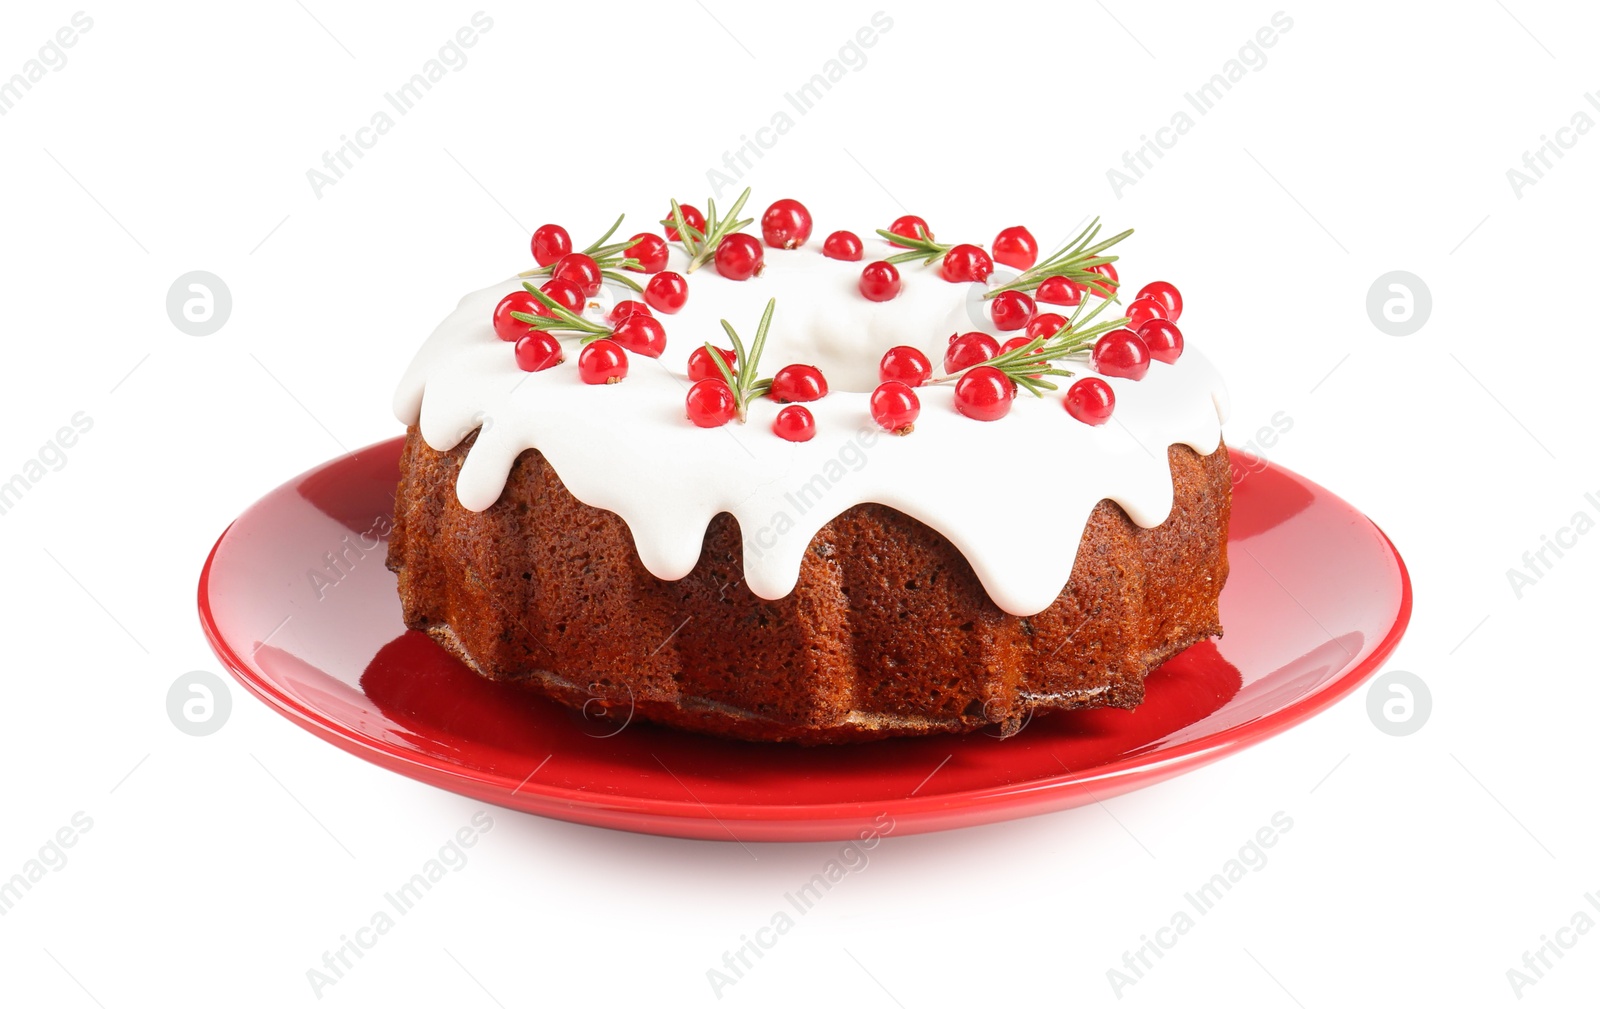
386 426 1230 743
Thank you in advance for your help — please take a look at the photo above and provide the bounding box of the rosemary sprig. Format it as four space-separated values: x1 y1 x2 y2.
873 226 951 266
983 217 1132 301
703 298 777 422
666 188 754 273
508 283 613 342
928 296 1131 396
518 213 644 292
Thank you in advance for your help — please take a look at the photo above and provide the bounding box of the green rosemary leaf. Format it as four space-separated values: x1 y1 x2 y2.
746 298 777 381
720 319 748 368
584 214 625 254
705 340 740 392
599 269 643 292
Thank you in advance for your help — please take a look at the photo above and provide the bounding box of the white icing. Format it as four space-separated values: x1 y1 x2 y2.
394 231 1229 617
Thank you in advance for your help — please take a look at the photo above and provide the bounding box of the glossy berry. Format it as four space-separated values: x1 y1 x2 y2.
823 230 863 261
1036 275 1084 306
870 381 920 434
552 253 603 298
578 338 628 384
493 290 545 342
773 405 816 442
611 315 667 358
1026 312 1068 341
539 278 586 314
687 345 738 383
1087 261 1119 298
513 333 563 372
944 332 1000 373
879 345 933 386
1125 297 1168 328
760 199 813 249
1136 319 1184 364
1065 377 1116 425
954 366 1015 422
859 261 901 301
685 378 737 427
624 232 669 273
991 226 1039 271
608 300 653 324
769 364 828 403
1136 280 1183 320
989 290 1036 331
887 215 932 247
644 271 689 313
714 233 765 281
664 204 707 241
531 224 571 267
941 244 993 283
1091 329 1151 380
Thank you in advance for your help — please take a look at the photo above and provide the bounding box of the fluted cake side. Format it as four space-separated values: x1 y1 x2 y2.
386 427 1230 744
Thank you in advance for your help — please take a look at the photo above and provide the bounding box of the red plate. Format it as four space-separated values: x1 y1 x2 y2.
199 439 1410 842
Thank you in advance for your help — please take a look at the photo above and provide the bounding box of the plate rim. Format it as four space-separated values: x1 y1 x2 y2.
198 437 1412 838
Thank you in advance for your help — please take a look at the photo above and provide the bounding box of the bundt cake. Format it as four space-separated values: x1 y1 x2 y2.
387 193 1232 743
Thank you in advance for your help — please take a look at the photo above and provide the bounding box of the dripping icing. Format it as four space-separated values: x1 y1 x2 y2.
395 237 1228 617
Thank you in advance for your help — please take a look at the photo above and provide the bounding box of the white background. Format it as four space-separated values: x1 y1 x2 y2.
2 1 1596 1005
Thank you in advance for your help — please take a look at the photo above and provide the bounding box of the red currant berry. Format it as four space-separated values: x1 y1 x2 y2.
1125 297 1168 328
644 271 689 313
608 300 652 324
539 278 586 314
687 345 738 382
1135 319 1184 364
713 233 765 281
578 338 628 384
552 253 603 298
773 405 816 442
941 244 994 283
1026 312 1068 341
760 199 813 249
989 290 1036 331
991 226 1039 271
493 290 545 342
887 215 932 247
944 332 1000 373
859 261 901 301
769 364 828 403
624 232 669 273
823 230 863 261
870 381 920 434
513 333 563 372
531 224 571 267
879 345 933 386
1065 377 1116 425
954 366 1015 422
664 203 707 241
610 315 667 358
1086 261 1119 298
1136 280 1183 320
1091 329 1151 380
685 378 737 427
1036 276 1084 306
